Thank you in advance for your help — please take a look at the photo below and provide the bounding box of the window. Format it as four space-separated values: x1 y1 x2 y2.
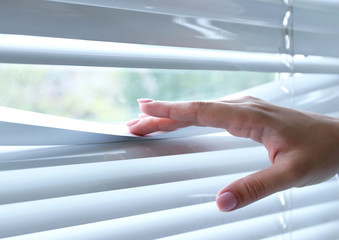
0 0 339 239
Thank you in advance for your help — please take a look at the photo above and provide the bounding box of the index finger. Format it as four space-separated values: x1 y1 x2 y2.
138 99 255 131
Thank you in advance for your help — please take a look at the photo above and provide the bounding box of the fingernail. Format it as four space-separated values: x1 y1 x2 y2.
216 192 238 212
126 118 141 127
137 98 154 103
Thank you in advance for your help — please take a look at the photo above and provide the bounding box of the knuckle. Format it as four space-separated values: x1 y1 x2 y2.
240 95 259 101
191 101 207 122
238 177 266 202
150 117 161 132
245 102 269 112
239 96 270 112
192 100 206 109
241 107 267 126
167 102 175 118
242 103 272 125
246 102 261 109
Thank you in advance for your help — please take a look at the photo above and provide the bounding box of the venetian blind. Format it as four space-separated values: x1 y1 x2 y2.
0 0 338 239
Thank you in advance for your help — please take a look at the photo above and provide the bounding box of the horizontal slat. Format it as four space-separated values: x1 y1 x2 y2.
3 193 339 240
263 220 339 240
0 173 247 238
0 177 338 238
0 0 286 54
49 0 339 16
1 0 339 57
0 134 256 167
229 73 339 104
294 31 339 58
285 220 339 240
0 103 222 145
158 201 339 240
48 0 286 26
51 0 339 16
293 6 339 57
0 35 298 72
294 56 339 74
328 111 339 118
0 146 269 204
294 7 339 34
294 0 339 12
1 34 339 72
280 84 339 114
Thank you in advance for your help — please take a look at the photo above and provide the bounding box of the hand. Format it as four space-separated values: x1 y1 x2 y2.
127 97 339 212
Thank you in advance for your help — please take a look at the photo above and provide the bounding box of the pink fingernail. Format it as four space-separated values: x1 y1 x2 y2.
216 192 238 212
137 98 154 103
126 118 141 127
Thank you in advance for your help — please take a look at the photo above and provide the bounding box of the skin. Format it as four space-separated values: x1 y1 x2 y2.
127 96 339 212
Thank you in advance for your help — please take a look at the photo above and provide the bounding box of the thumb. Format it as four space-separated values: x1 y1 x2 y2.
216 162 294 212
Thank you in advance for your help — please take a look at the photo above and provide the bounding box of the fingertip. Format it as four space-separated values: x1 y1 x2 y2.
128 117 157 136
129 129 146 137
216 191 239 212
128 121 146 136
126 118 141 127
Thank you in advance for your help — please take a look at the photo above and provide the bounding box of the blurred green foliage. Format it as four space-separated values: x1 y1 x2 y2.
0 64 273 122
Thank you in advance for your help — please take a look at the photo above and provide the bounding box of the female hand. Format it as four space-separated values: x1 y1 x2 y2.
127 96 339 212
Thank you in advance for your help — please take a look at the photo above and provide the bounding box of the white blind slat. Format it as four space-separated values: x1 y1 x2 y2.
0 173 250 238
280 84 339 114
3 198 339 240
263 220 339 240
0 102 224 146
1 0 338 57
1 0 339 239
158 201 339 240
0 0 287 54
49 0 287 25
1 35 339 73
0 174 338 238
0 134 256 167
0 147 268 204
268 220 339 240
229 73 339 103
294 0 339 12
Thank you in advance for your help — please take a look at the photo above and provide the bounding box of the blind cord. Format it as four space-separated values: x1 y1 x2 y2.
281 1 295 239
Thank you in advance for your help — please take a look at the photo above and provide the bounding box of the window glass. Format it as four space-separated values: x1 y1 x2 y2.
0 64 274 122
